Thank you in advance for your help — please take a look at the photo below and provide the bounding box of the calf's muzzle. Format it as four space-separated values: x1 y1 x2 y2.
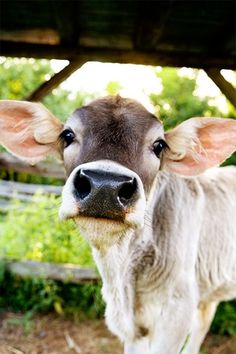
73 168 138 221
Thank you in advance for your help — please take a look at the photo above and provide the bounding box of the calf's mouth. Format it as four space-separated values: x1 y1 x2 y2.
59 160 146 245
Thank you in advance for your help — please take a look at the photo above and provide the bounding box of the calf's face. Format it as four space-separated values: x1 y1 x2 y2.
1 96 236 249
59 96 165 245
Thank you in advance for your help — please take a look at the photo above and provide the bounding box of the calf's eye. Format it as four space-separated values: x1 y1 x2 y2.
153 139 167 158
60 129 75 148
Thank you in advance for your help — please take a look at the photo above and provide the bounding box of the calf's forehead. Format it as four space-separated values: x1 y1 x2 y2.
65 96 163 174
67 96 162 142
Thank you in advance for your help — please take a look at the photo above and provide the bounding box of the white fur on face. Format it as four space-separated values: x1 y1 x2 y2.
59 160 146 246
74 216 129 250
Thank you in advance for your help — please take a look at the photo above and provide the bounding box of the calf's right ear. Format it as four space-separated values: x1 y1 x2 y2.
0 100 63 162
164 117 236 176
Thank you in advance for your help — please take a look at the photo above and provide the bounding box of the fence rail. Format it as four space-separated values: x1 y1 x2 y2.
0 153 100 284
0 153 64 211
2 259 100 284
0 152 65 179
0 179 62 211
0 154 98 285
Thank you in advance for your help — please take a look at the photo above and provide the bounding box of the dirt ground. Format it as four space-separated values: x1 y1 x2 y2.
0 312 235 354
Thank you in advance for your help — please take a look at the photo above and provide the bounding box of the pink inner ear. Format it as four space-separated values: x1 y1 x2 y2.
0 109 50 158
0 100 62 161
166 119 236 176
198 120 236 161
0 129 54 159
167 154 210 176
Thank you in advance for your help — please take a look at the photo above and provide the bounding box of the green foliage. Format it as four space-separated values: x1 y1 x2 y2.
106 81 123 95
221 152 236 167
0 194 94 266
0 168 64 185
0 57 53 100
0 259 5 283
0 195 103 319
0 57 96 123
57 282 104 318
42 89 96 123
4 310 35 335
179 333 190 353
150 67 226 130
0 272 104 320
211 300 236 336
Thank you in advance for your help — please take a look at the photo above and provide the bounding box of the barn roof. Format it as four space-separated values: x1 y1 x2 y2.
0 0 235 69
0 0 235 107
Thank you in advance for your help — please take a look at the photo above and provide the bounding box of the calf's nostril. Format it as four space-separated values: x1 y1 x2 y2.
118 178 138 205
74 171 91 200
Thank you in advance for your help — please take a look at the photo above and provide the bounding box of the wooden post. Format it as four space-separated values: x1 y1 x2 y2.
205 68 236 109
25 59 84 102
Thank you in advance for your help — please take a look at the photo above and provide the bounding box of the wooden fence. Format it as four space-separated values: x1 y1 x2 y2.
0 153 100 284
0 152 65 179
0 179 62 211
0 152 64 212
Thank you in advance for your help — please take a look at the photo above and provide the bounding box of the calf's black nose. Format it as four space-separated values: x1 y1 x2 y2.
73 169 138 220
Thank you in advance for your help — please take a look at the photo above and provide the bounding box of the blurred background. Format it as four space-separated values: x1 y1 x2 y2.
0 1 236 353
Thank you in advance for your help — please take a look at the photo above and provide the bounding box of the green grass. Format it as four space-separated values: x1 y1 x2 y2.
0 194 94 266
0 268 104 320
0 195 104 319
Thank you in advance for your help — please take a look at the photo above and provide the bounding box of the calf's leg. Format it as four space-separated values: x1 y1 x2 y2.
183 301 218 354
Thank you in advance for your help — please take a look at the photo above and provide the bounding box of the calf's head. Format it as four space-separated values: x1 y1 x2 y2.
1 96 236 248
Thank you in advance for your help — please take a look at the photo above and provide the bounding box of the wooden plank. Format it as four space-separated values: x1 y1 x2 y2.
4 260 100 284
0 190 34 202
0 180 62 212
0 40 235 69
135 1 173 50
0 199 15 212
0 28 60 45
0 180 62 196
205 68 236 108
25 59 84 101
0 153 65 180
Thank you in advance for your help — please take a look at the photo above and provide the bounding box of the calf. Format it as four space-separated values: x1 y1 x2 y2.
0 96 236 354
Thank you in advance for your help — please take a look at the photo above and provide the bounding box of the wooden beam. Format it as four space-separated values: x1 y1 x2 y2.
25 59 84 101
4 259 100 284
135 1 173 50
1 40 236 69
205 68 236 108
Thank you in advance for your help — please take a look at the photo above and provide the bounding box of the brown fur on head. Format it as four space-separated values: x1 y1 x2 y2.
62 96 163 194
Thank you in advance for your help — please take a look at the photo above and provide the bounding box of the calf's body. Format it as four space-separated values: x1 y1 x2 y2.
0 96 236 354
93 167 236 354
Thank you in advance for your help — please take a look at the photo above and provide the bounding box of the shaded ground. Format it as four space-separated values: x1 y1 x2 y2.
0 312 235 354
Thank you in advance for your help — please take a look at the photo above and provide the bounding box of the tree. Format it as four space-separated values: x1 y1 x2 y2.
0 57 95 122
149 67 226 130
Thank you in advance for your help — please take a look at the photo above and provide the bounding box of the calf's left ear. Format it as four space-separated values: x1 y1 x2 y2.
0 100 63 162
164 117 236 176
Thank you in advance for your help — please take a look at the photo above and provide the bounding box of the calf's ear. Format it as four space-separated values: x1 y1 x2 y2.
164 117 236 176
0 100 63 162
